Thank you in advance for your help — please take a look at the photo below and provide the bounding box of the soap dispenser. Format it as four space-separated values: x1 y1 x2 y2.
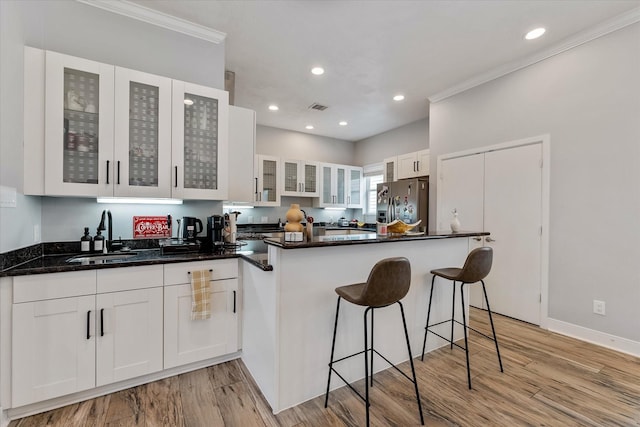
94 229 105 253
80 227 92 252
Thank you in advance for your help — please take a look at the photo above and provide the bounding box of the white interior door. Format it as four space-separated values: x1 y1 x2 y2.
439 153 485 306
438 154 485 231
484 144 542 324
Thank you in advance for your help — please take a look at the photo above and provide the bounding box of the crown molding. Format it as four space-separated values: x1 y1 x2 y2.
429 7 640 103
76 0 226 44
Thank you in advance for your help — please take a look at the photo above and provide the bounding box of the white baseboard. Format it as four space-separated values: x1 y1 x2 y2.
1 406 8 427
547 317 640 358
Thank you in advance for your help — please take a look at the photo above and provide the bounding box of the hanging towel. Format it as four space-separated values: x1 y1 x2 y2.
191 269 212 320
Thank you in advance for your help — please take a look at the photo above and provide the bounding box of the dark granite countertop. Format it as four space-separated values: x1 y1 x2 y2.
0 239 272 277
263 230 489 249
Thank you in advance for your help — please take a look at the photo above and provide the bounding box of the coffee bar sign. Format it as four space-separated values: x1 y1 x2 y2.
133 216 171 239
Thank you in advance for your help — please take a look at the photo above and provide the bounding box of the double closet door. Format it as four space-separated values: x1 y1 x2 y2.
438 142 543 325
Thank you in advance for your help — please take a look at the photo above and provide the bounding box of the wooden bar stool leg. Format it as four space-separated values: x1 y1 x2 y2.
481 280 504 372
460 283 472 389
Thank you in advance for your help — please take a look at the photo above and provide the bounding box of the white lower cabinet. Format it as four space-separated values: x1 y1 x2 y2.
95 287 163 386
12 294 96 407
163 260 240 369
11 267 164 407
10 260 241 409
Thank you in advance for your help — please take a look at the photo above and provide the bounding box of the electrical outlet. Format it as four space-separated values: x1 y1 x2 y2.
593 300 606 316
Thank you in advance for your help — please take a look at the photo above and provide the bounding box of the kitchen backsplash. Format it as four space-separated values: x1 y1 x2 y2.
39 196 362 243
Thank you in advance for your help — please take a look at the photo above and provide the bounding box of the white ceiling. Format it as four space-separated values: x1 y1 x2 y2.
129 0 639 141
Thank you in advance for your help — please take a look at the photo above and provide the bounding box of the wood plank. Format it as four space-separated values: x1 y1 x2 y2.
178 368 225 427
214 381 266 427
207 358 245 389
103 386 144 424
140 377 184 427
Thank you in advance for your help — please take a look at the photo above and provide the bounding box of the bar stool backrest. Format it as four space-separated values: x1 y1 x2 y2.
361 257 411 307
458 247 493 283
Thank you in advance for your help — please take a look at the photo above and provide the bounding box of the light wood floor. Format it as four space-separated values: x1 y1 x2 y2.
9 308 640 426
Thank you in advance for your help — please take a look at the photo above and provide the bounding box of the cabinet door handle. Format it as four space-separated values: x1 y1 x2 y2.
86 310 91 340
254 178 258 194
486 236 496 242
416 161 420 171
259 191 262 202
116 161 121 185
233 290 236 313
100 308 104 337
302 183 305 192
174 166 178 188
106 160 110 184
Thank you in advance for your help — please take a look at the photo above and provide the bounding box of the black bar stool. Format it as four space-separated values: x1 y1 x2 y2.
324 257 424 426
420 246 503 389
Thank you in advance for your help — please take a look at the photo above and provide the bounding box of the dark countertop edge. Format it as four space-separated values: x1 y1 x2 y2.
0 252 272 277
263 231 490 249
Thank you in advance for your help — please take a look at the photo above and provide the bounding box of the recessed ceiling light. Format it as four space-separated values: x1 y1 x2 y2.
184 99 194 106
393 94 405 102
525 27 546 40
311 67 325 75
339 121 348 126
305 125 314 130
268 104 279 111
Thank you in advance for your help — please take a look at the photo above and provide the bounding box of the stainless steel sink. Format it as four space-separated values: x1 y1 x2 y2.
66 252 138 264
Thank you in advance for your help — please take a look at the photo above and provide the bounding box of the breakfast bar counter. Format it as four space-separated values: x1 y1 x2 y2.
242 230 487 414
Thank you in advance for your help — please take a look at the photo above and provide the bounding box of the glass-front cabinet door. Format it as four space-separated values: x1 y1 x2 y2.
44 51 114 197
171 81 229 200
281 160 319 197
255 155 280 206
318 163 347 207
113 67 171 198
347 167 364 208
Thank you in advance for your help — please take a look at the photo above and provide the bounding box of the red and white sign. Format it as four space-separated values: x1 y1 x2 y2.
133 216 171 239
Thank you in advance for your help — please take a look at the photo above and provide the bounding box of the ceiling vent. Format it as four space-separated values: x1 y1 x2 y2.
308 102 328 111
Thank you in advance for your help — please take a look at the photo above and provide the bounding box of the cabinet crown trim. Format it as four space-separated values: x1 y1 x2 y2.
77 0 227 44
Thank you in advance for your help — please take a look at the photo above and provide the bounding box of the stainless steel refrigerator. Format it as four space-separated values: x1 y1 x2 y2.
376 178 429 232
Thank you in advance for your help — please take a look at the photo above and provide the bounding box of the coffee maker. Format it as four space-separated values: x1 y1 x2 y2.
203 215 225 251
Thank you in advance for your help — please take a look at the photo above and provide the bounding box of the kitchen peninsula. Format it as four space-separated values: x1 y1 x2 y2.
241 230 488 413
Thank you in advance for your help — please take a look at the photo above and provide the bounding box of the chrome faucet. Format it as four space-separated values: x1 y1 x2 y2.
97 209 113 252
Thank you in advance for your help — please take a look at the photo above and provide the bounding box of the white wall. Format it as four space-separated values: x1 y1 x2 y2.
354 117 429 166
256 125 355 164
429 24 640 342
0 0 225 251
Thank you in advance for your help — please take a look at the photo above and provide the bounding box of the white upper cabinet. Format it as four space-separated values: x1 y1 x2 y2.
347 166 364 208
317 163 346 208
281 159 319 197
397 149 430 179
44 51 115 197
255 154 281 206
383 156 397 182
113 67 172 198
227 106 256 203
171 81 229 200
27 48 230 200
